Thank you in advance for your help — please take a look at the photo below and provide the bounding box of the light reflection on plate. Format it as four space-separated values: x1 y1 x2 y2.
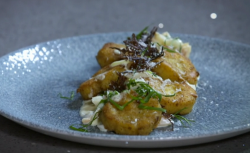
0 32 250 148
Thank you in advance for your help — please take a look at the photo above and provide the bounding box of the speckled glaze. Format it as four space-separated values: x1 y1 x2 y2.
0 33 250 148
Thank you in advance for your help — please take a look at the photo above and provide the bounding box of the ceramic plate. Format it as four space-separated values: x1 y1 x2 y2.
0 32 250 148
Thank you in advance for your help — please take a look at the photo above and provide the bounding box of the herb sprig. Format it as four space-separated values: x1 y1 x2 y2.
172 107 195 127
136 26 148 40
58 91 75 100
100 91 134 111
157 43 176 53
69 111 100 132
128 79 175 112
70 26 194 133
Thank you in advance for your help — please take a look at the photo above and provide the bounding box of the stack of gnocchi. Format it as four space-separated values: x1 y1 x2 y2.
77 27 199 135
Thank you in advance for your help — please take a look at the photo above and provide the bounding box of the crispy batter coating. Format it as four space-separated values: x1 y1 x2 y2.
77 65 126 99
181 43 192 58
144 77 197 115
95 44 199 85
78 30 199 135
160 81 197 115
99 91 162 135
152 51 199 85
96 43 125 68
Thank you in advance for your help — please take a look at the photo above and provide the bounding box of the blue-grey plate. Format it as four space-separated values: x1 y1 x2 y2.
0 32 250 148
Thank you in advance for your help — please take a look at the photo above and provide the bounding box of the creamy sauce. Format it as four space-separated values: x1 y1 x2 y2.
110 60 129 68
94 73 106 81
111 92 123 102
114 49 121 55
157 117 174 128
124 71 163 81
185 81 196 90
92 95 103 105
80 95 107 131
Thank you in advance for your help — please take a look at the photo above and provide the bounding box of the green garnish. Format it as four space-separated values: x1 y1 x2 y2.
100 91 134 111
141 47 148 56
69 111 100 132
179 45 182 53
138 104 166 112
128 79 175 112
157 43 176 53
69 125 88 132
146 70 157 77
136 26 148 40
100 79 175 113
127 79 175 98
128 80 174 113
58 91 75 100
172 107 195 126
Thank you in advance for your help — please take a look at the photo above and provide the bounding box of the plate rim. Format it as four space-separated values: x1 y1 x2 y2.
2 112 250 148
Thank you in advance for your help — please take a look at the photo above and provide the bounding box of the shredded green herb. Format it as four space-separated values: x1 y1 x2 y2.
99 91 134 111
58 91 75 100
69 125 88 132
136 26 148 40
70 26 195 133
102 79 175 112
129 79 175 112
69 111 100 132
141 47 148 56
179 45 182 53
172 107 195 127
145 70 157 77
157 43 176 53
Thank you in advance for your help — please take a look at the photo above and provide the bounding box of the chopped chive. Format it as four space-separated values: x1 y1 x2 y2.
58 91 75 100
156 43 176 53
69 125 88 132
172 107 195 127
179 45 182 53
136 26 149 40
141 47 148 56
69 111 100 132
138 104 166 113
174 107 188 115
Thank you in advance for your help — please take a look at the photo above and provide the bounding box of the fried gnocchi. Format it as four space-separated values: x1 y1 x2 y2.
76 27 199 135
